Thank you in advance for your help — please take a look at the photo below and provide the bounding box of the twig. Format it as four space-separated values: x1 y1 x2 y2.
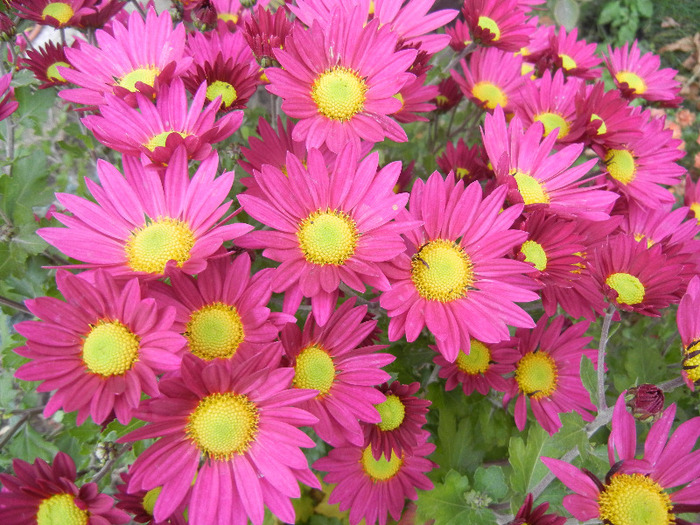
0 295 31 315
0 413 31 450
91 444 132 484
659 376 686 392
129 0 147 17
597 307 615 412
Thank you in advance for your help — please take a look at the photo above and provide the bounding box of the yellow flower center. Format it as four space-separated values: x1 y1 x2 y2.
311 66 367 121
591 113 608 135
206 80 237 108
217 13 238 23
361 445 403 481
185 303 245 360
46 61 70 82
513 171 549 205
598 474 673 525
145 131 190 152
297 210 358 266
376 395 406 431
690 202 700 224
477 16 501 40
436 95 449 106
82 320 139 377
42 3 74 25
186 392 259 460
125 217 196 275
515 352 558 399
36 493 88 525
606 272 645 305
684 340 700 383
293 345 336 396
472 81 508 110
615 71 648 95
411 239 474 302
141 486 162 516
520 240 548 271
534 112 570 139
455 167 470 179
521 62 535 78
456 339 491 375
559 54 577 70
604 149 636 185
118 66 160 92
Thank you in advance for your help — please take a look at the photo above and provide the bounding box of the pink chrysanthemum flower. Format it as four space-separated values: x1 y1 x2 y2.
239 116 308 178
433 76 463 112
115 471 187 525
242 5 295 66
265 8 416 153
451 46 524 112
678 276 700 388
508 493 566 525
592 111 686 207
0 72 18 121
363 381 431 459
502 315 597 435
436 138 491 184
11 0 96 28
14 270 184 425
212 0 243 26
392 73 438 123
0 452 130 524
605 40 682 106
589 234 684 316
483 106 618 221
20 41 74 89
121 354 321 525
59 8 192 107
313 437 436 525
433 338 513 396
463 0 533 52
542 27 601 80
238 145 413 325
76 0 125 29
82 79 241 166
446 19 472 52
281 299 394 446
380 172 538 362
38 149 252 278
684 175 700 225
542 393 700 523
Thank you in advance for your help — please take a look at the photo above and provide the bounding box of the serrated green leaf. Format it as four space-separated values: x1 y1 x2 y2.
6 421 59 462
508 425 548 495
473 466 508 500
637 0 653 18
580 355 598 404
13 86 57 125
416 470 495 525
0 151 52 224
553 0 580 31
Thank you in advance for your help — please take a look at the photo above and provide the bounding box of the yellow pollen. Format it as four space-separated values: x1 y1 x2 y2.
185 303 245 360
598 474 673 525
36 493 88 525
472 81 508 110
311 66 367 121
521 62 535 78
145 130 189 152
456 339 491 375
591 113 607 135
559 54 577 70
293 345 336 396
515 352 558 399
606 272 645 305
376 395 406 431
534 112 570 139
125 217 195 275
118 66 160 92
141 487 162 516
605 149 636 185
394 92 405 111
455 167 470 179
477 16 501 40
684 341 700 383
217 13 239 23
206 80 237 108
82 320 139 377
689 202 700 224
615 71 648 95
368 0 375 15
512 171 549 205
186 392 259 460
520 240 548 271
46 61 70 82
361 445 403 481
633 233 655 248
411 239 474 302
42 3 74 25
297 209 358 266
436 95 449 106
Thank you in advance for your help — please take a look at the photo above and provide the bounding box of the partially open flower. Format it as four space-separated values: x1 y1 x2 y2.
625 384 665 423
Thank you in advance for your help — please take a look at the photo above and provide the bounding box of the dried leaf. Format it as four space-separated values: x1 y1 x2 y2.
661 17 680 28
659 36 695 54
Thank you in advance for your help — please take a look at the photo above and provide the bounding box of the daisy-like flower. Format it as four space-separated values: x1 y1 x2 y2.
589 234 684 316
540 27 601 80
281 299 394 446
20 41 73 89
213 0 243 26
38 149 252 278
313 437 435 525
446 19 472 52
508 493 566 525
82 79 241 166
451 46 524 112
433 338 513 396
0 72 18 122
242 5 294 67
392 73 437 123
121 354 321 525
0 452 130 524
239 116 308 177
13 270 184 425
363 381 430 459
483 106 618 221
115 471 187 525
59 8 192 107
542 393 700 524
605 40 682 106
684 175 700 224
433 76 463 112
502 315 597 435
379 172 538 362
265 7 416 153
77 0 125 29
238 145 414 325
678 276 700 389
463 0 533 52
436 138 491 183
11 0 96 28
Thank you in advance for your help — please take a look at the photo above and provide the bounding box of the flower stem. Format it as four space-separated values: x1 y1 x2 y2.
597 307 615 412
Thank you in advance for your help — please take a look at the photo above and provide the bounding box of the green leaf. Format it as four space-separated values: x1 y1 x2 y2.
13 86 57 126
508 425 548 495
416 470 495 525
637 0 653 18
473 466 508 500
0 151 52 224
580 356 598 404
553 0 580 31
598 0 621 25
6 421 59 463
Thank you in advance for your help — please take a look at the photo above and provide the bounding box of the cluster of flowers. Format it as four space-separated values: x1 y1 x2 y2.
0 0 699 524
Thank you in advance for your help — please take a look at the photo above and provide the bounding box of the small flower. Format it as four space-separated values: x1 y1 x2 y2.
507 493 566 525
625 384 665 423
20 41 74 89
463 0 533 52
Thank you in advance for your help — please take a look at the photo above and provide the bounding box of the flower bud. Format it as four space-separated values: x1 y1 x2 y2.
626 384 665 423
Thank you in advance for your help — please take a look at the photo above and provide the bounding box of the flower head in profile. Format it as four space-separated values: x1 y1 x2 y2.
242 4 294 66
114 471 188 525
684 175 700 225
533 26 601 80
0 452 130 524
436 138 491 184
20 41 73 89
463 0 533 51
38 149 252 279
13 270 184 425
678 276 700 389
121 354 320 525
0 72 18 122
507 493 566 525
